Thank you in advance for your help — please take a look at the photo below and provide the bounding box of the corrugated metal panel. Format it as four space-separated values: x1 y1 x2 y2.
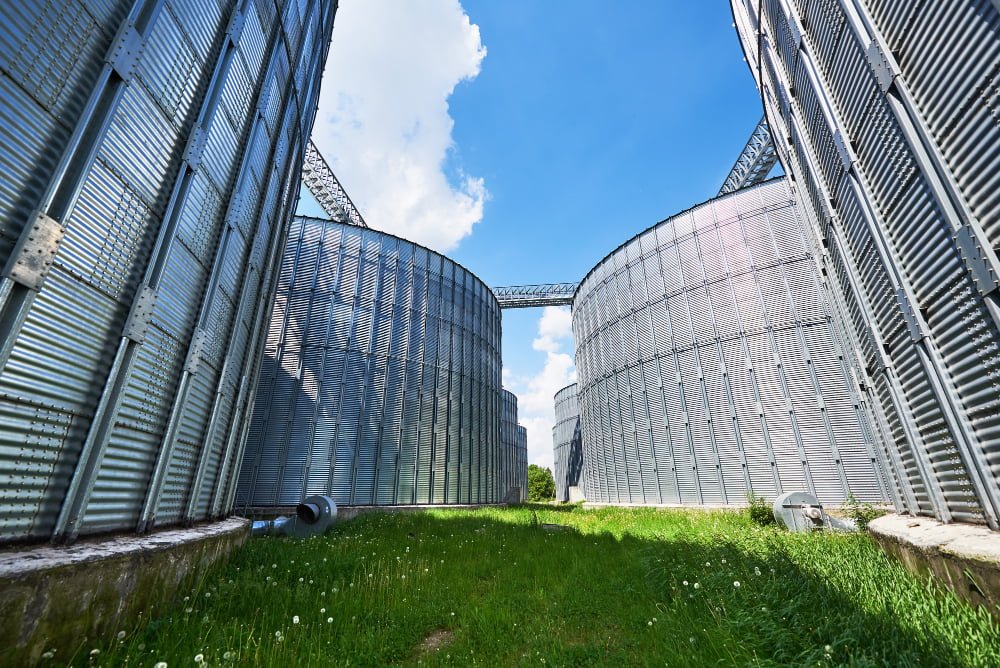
237 218 504 507
0 0 337 543
574 179 889 506
732 0 1000 528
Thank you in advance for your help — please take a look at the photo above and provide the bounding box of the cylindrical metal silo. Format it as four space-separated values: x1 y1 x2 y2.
552 383 583 502
573 178 892 507
732 0 1000 529
499 389 519 502
0 0 336 543
236 216 503 507
516 424 527 502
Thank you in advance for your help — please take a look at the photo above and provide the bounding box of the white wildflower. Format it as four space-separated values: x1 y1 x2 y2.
90 649 100 656
683 580 689 586
733 581 741 588
693 582 700 590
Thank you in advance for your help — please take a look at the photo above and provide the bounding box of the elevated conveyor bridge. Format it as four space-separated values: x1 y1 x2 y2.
302 116 776 309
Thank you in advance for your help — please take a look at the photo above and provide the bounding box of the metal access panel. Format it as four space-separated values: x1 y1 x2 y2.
0 0 338 544
516 424 527 502
574 179 891 507
235 217 504 507
732 0 1000 529
552 383 584 502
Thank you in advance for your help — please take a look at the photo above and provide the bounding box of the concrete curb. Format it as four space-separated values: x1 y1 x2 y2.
868 514 1000 616
0 518 249 666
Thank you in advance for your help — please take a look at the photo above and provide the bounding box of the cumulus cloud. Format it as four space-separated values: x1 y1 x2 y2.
311 0 488 252
507 307 576 472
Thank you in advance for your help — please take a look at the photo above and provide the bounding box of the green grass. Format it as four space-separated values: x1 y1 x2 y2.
73 505 998 667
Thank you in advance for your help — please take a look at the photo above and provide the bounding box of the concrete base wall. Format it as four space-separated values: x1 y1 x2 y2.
0 518 248 666
240 503 509 523
869 514 1000 617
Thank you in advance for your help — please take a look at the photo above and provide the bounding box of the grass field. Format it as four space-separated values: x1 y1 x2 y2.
76 505 998 667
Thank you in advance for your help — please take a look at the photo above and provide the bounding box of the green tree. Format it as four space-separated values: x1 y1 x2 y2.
527 464 555 502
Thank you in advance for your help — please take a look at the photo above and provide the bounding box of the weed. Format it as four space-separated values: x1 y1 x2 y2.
747 492 776 526
843 492 887 530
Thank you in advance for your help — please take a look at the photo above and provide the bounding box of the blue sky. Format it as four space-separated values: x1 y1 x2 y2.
301 1 769 470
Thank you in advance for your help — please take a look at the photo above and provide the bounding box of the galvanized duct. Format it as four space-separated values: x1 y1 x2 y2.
732 0 1000 528
235 217 504 507
552 383 583 502
573 179 892 507
0 0 336 544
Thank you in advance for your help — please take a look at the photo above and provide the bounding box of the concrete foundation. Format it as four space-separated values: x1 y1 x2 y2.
0 518 248 666
240 503 508 523
868 514 1000 616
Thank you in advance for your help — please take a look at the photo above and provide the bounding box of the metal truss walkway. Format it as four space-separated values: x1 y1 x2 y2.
302 115 776 309
302 140 368 228
491 283 579 309
718 116 778 194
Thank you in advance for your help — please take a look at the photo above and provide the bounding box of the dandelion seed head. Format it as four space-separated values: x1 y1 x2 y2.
705 561 711 567
733 580 741 588
327 617 333 623
154 663 168 668
293 615 300 624
117 630 126 640
693 582 700 589
194 654 204 664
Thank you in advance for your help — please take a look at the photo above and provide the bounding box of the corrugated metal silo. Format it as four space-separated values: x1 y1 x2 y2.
0 0 336 543
236 216 504 507
573 179 892 507
499 389 519 502
516 424 527 502
731 0 1000 528
552 383 583 502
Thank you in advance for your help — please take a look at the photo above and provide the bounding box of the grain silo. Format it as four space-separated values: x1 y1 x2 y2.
0 0 336 543
236 217 505 507
552 383 584 502
573 178 892 507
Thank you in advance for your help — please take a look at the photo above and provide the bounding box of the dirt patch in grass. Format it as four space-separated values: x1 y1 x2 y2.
416 628 454 655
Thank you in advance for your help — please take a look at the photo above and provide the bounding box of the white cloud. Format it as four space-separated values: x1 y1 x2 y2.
507 306 576 472
311 0 488 252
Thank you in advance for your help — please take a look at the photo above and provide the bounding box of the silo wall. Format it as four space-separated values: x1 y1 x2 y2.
552 383 583 503
573 178 892 507
236 217 504 507
0 0 336 543
731 0 1000 529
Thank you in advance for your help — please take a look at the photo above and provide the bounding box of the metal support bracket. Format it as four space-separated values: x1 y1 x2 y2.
123 285 157 343
895 289 925 343
954 226 998 297
185 328 208 373
108 25 146 81
183 126 208 170
833 129 853 171
866 40 896 93
227 9 246 43
4 211 64 291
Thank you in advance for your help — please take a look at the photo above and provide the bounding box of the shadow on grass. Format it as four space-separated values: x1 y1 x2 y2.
92 506 998 668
